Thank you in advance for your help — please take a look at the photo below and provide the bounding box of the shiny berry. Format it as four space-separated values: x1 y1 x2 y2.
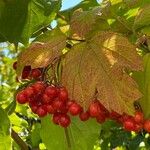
58 87 68 102
79 111 90 121
45 86 58 98
69 102 82 116
144 120 150 132
134 111 144 124
89 101 100 117
16 91 28 104
59 114 71 128
31 69 42 79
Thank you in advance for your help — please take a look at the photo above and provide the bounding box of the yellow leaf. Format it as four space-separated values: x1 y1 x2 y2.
62 31 143 114
17 29 66 77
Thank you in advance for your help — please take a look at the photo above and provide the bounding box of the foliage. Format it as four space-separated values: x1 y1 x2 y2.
1 0 150 149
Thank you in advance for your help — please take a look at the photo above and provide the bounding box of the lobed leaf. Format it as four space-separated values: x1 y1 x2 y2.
62 31 143 114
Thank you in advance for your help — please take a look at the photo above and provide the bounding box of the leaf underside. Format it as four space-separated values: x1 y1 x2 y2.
62 31 143 114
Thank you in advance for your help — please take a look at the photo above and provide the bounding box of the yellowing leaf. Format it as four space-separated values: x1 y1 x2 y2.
62 31 143 114
70 8 109 39
17 29 66 77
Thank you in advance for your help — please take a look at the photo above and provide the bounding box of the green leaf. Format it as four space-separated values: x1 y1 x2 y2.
21 0 62 44
133 4 150 34
69 117 101 150
5 101 16 116
0 0 29 43
0 107 12 150
40 116 100 150
31 123 41 148
40 116 67 150
133 53 150 118
0 0 61 44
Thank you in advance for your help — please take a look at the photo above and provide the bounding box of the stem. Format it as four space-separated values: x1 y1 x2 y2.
67 37 86 42
11 129 29 150
64 128 71 150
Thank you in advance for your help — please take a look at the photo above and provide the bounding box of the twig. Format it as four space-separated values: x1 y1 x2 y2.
11 129 29 150
64 128 71 150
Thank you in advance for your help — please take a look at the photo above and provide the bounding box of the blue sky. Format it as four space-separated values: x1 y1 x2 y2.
61 0 82 10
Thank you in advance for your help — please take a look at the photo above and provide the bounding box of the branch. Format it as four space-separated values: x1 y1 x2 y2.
11 129 29 150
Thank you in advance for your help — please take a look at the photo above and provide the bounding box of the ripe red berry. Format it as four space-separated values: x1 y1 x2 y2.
79 111 90 121
52 99 64 111
144 120 150 132
66 100 75 109
45 86 58 98
135 123 143 132
13 61 17 70
96 114 106 124
109 111 121 120
69 102 82 116
16 91 28 104
42 93 52 104
47 104 55 114
32 81 46 93
52 113 61 125
36 106 47 117
22 66 31 79
31 69 42 79
89 101 100 117
24 86 35 97
123 118 136 131
30 104 38 114
134 111 144 124
59 114 71 128
58 87 68 102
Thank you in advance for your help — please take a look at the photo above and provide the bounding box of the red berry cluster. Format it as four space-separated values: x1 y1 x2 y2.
13 61 42 80
13 61 150 132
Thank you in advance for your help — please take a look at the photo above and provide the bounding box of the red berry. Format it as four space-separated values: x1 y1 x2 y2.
30 104 38 114
69 102 82 116
59 114 71 128
32 81 46 93
52 99 64 111
22 66 31 79
36 106 47 117
47 104 55 114
135 123 143 132
144 120 150 132
79 111 90 121
66 100 75 109
16 91 28 104
31 69 42 79
45 86 58 98
42 94 52 104
89 101 100 117
24 86 34 97
58 87 68 102
134 111 144 124
52 113 61 125
13 61 17 70
96 114 106 124
123 118 136 131
109 111 121 120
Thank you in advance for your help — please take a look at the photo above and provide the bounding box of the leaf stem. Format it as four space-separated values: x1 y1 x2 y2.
11 129 29 150
64 128 71 150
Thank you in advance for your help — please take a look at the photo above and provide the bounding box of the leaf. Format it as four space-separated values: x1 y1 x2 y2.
0 107 12 150
0 0 29 43
17 29 66 77
0 0 61 44
133 53 150 118
62 31 143 114
40 116 100 150
133 5 150 34
69 117 100 150
40 116 67 150
21 0 61 44
70 8 109 39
